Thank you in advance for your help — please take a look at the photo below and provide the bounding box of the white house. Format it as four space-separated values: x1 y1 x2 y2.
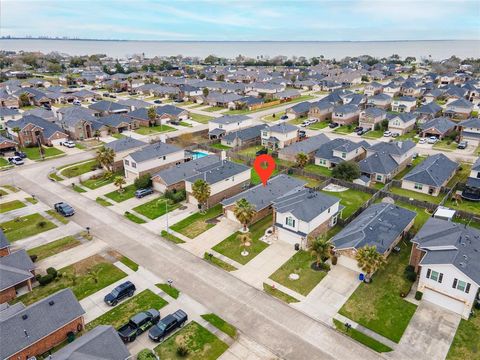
208 115 252 139
391 96 417 113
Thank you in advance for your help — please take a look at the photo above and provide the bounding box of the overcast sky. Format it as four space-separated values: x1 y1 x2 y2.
2 0 479 41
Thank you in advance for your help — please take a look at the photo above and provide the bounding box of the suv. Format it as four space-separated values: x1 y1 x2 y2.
62 141 75 148
148 309 188 342
457 141 468 149
104 281 136 306
54 202 75 217
329 122 339 128
14 151 27 159
383 131 392 137
135 188 154 198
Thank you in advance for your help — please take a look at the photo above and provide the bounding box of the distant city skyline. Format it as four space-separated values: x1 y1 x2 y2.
2 0 479 42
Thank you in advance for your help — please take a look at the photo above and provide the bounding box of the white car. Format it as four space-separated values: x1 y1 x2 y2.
418 138 427 144
427 136 438 144
300 120 311 127
8 156 24 165
62 140 76 148
383 131 392 137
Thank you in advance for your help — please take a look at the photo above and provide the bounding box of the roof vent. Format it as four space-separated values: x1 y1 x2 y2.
49 300 55 306
22 314 28 320
24 330 29 338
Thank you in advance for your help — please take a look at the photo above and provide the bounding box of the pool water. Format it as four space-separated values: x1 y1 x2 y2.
191 151 209 159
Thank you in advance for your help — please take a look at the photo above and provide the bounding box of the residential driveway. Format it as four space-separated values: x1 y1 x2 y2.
293 265 360 324
388 301 461 360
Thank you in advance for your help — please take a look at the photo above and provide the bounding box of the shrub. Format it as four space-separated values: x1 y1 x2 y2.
405 271 417 282
475 301 480 310
176 346 190 357
164 189 186 203
134 174 152 189
46 267 58 278
38 273 55 286
415 291 423 300
35 274 41 281
30 254 38 263
404 265 415 273
137 349 157 360
37 221 47 228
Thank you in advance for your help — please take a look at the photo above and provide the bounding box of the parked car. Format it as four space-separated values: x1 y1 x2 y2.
328 122 339 128
54 202 75 217
104 281 136 306
392 132 400 138
418 138 427 144
154 99 162 104
8 156 24 165
14 151 27 159
457 141 468 149
43 103 52 110
102 92 110 97
280 115 288 120
299 130 307 139
383 131 392 137
135 188 154 198
109 94 117 98
427 136 438 144
148 310 188 342
300 120 310 127
73 100 81 106
255 148 268 156
118 309 160 343
61 140 75 148
354 126 363 132
174 98 184 103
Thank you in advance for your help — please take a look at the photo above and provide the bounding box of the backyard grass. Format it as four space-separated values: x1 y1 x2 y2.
263 283 299 303
251 167 279 185
133 196 179 220
446 163 472 188
0 213 57 242
16 254 127 305
320 188 372 219
339 241 418 343
444 198 480 216
27 235 81 261
390 186 442 204
120 255 139 271
393 156 426 180
104 184 136 202
124 211 147 223
170 204 222 238
135 124 176 135
394 201 432 233
269 250 329 296
210 143 231 150
0 200 26 213
333 319 392 353
189 113 215 124
203 252 237 272
291 174 321 188
25 197 38 204
154 321 228 360
156 283 180 299
46 209 69 224
96 197 113 206
304 164 332 177
238 145 264 158
201 313 237 338
60 160 98 178
161 230 185 244
86 289 168 331
212 215 271 265
446 312 480 360
21 146 65 160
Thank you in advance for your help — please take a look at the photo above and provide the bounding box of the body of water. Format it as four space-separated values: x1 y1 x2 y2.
1 39 478 60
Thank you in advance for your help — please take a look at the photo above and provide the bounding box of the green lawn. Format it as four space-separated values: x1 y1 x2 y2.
201 313 237 338
49 172 63 181
320 188 372 219
362 130 384 139
189 113 215 124
213 215 271 265
161 230 185 244
25 197 38 204
444 198 480 216
120 256 139 271
396 130 419 142
333 125 354 134
446 312 480 360
27 235 81 261
124 211 147 224
339 241 418 343
304 164 332 177
132 196 179 220
210 143 231 150
86 289 168 331
238 145 264 158
433 140 458 152
96 197 113 206
0 158 11 168
1 213 57 242
60 160 99 178
251 167 279 185
104 184 137 202
203 252 237 272
203 106 225 112
156 283 180 299
394 201 431 233
2 185 19 193
308 121 329 130
333 319 392 353
263 283 299 303
389 186 442 204
73 185 87 193
0 200 26 213
170 204 223 239
154 321 228 360
111 133 126 139
21 146 64 160
393 156 426 180
269 250 329 296
447 164 472 188
291 175 322 188
135 124 176 135
15 255 127 305
81 171 121 190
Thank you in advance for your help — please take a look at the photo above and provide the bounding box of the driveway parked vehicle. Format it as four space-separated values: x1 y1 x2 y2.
418 138 427 144
427 136 438 144
8 156 24 165
61 141 75 148
354 126 363 132
148 310 188 342
104 281 136 306
154 100 162 104
329 122 339 128
280 115 288 120
383 131 392 137
14 151 27 159
392 132 400 138
457 141 468 149
135 188 154 198
118 309 160 342
54 202 75 217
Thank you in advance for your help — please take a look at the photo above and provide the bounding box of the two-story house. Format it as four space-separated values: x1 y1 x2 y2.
388 113 417 135
307 100 334 122
445 98 474 120
208 115 251 139
6 115 68 147
364 82 383 96
461 157 480 202
314 138 369 168
366 93 392 110
415 101 443 124
458 117 480 142
391 96 417 113
359 107 386 131
261 123 299 150
332 104 360 125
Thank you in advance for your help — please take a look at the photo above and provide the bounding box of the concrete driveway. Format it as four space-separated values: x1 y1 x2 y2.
388 301 461 360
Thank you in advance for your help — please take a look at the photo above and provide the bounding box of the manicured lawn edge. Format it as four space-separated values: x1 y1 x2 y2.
203 252 237 272
96 197 113 206
120 256 139 271
156 283 180 299
0 200 26 213
27 235 81 261
124 211 146 224
161 230 185 244
263 283 299 304
46 209 69 224
333 319 392 353
201 313 237 338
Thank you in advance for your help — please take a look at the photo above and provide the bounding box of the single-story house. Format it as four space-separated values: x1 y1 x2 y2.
359 107 387 131
458 117 480 142
286 101 311 119
221 124 267 148
88 100 129 117
315 138 369 168
388 113 417 135
6 115 68 147
156 105 189 123
391 96 417 113
278 133 330 162
0 107 21 124
206 92 243 108
117 98 152 111
0 134 17 153
332 104 360 125
0 248 35 303
261 123 299 150
419 117 456 139
273 89 301 101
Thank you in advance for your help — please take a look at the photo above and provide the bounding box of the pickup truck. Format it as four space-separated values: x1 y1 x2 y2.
118 309 160 342
148 309 188 342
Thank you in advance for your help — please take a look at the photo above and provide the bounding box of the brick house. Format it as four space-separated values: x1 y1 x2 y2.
308 101 334 121
0 247 35 304
332 104 360 125
6 115 68 147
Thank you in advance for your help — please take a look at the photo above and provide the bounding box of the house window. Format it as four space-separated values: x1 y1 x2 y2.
262 131 268 137
163 156 166 160
414 183 423 190
453 279 471 293
219 124 223 129
132 162 136 168
376 174 382 181
285 216 295 227
124 160 129 166
341 152 346 158
426 269 443 283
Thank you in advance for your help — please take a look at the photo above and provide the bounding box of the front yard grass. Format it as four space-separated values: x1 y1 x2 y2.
333 319 392 353
21 146 65 160
203 106 226 112
433 140 458 152
25 197 38 204
156 283 180 299
212 215 271 265
304 164 332 177
161 230 185 244
2 185 19 193
81 171 121 190
0 213 57 242
389 186 442 204
269 250 329 296
15 254 127 305
170 204 222 239
333 125 354 134
201 313 237 338
263 283 299 304
308 121 329 130
96 197 113 206
73 185 87 193
60 160 99 178
132 196 179 220
104 184 136 202
86 289 168 331
0 200 26 213
0 158 11 168
339 241 418 343
46 209 69 224
189 113 215 123
446 311 480 360
27 235 81 261
203 252 237 272
120 255 139 271
124 211 147 224
154 321 228 360
320 188 372 219
135 124 176 135
362 130 384 139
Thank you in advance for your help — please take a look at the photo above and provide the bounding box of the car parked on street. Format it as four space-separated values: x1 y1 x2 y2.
135 188 154 198
8 156 24 165
118 309 160 343
148 309 188 342
104 281 136 306
54 202 75 217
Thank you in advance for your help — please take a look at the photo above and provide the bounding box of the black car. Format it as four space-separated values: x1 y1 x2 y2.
354 126 363 132
255 148 268 156
174 98 184 103
135 188 154 198
154 99 162 104
54 202 75 217
104 281 136 306
118 309 160 342
14 151 27 159
329 122 339 128
149 309 188 342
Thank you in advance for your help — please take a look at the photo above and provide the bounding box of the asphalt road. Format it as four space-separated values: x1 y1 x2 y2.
2 158 385 360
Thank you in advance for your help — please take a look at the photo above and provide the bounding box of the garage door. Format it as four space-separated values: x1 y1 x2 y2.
225 210 239 223
276 227 302 245
153 181 166 193
423 289 466 316
337 255 362 273
51 138 67 146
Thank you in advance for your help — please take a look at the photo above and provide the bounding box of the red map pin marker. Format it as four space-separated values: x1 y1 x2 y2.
253 154 276 186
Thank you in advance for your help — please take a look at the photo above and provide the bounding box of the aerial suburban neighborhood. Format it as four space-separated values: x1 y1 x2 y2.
0 1 479 360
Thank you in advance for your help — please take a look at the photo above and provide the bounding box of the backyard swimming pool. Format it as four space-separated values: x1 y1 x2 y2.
190 150 209 159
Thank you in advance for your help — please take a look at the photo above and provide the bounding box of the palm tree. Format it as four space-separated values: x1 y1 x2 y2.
127 76 133 92
309 236 332 269
12 126 23 148
233 198 256 232
87 268 102 284
355 245 386 282
113 176 126 193
96 146 115 172
63 269 77 286
295 152 309 169
147 107 157 127
191 179 211 213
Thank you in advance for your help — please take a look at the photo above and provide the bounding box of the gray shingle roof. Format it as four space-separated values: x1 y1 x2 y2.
0 229 9 249
403 153 458 187
105 137 147 153
128 142 183 163
447 97 474 109
420 117 456 134
412 218 480 285
211 115 249 125
359 152 399 175
415 101 442 115
289 101 312 114
6 115 67 139
279 134 330 156
152 155 220 185
185 160 250 184
0 107 19 117
315 138 368 164
0 289 85 360
88 100 129 113
472 157 480 172
117 98 151 109
222 124 266 143
0 249 34 291
388 112 417 123
267 123 298 134
459 118 480 129
332 203 416 253
156 104 186 117
368 140 416 156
